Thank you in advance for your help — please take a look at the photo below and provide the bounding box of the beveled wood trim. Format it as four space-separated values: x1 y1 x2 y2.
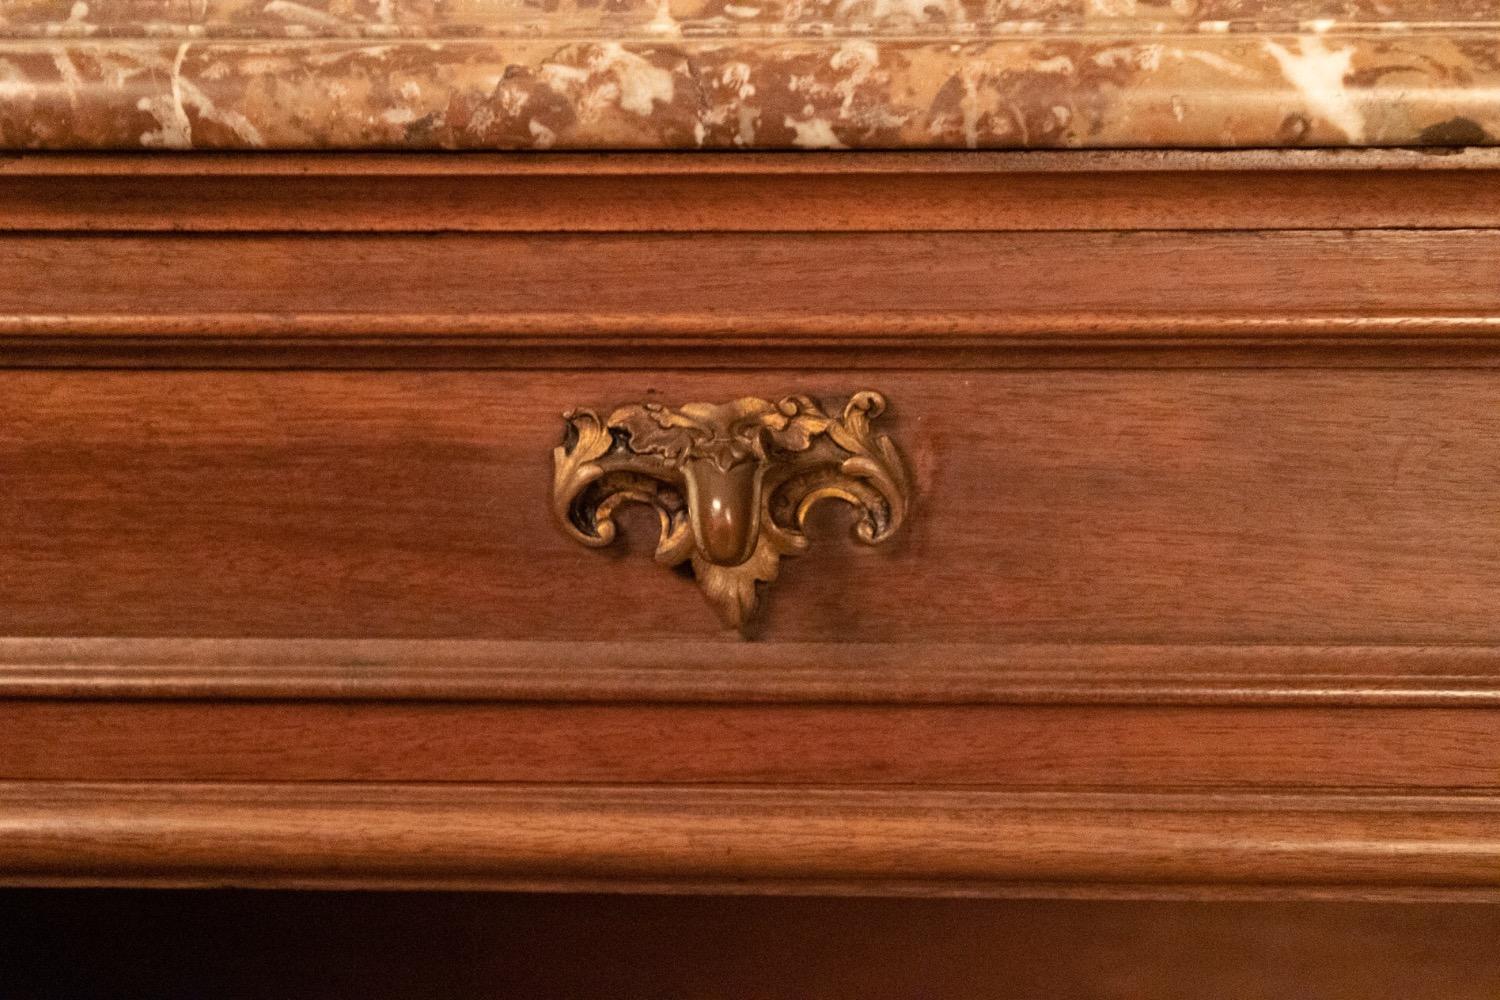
6 638 1500 706
6 225 1500 367
8 311 1500 340
12 339 1500 370
12 313 1500 369
5 782 1500 897
4 228 1498 366
3 150 1500 233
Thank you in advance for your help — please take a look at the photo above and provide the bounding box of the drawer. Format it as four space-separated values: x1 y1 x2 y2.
1 367 1498 646
6 151 1500 898
5 363 1500 806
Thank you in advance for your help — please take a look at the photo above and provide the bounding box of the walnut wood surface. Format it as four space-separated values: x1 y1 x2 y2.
5 783 1500 897
5 151 1500 898
3 231 1498 344
2 149 1499 232
2 370 1498 643
5 701 1500 790
6 637 1500 704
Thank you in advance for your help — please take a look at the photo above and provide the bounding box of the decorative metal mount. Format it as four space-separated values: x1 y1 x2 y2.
553 391 911 631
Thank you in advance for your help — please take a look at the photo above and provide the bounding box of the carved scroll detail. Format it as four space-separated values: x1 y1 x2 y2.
553 392 911 630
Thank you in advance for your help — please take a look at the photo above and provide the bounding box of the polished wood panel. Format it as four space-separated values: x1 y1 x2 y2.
3 231 1498 346
5 637 1500 704
2 702 1497 787
2 370 1498 642
3 150 1499 233
6 150 1500 903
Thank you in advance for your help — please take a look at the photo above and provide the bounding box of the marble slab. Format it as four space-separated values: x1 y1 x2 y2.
0 1 1497 149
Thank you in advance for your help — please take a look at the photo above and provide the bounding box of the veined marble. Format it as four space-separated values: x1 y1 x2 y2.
0 1 1496 148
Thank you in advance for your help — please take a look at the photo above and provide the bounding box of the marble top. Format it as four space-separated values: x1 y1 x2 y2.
0 1 1496 149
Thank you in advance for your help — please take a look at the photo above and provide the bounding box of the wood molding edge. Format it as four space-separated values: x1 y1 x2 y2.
4 782 1500 897
4 150 1500 233
4 638 1500 706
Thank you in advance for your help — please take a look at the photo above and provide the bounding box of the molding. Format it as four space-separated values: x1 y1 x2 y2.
3 153 1499 368
8 312 1500 340
4 151 1500 233
5 637 1500 705
4 781 1500 897
9 339 1500 371
10 313 1500 370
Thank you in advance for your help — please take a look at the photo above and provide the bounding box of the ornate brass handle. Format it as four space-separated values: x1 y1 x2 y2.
553 392 912 631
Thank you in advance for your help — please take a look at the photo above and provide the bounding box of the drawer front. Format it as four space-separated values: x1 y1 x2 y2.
7 154 1500 898
0 367 1496 644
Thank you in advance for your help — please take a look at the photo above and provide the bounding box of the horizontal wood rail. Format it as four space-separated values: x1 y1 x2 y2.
4 150 1500 233
3 154 1498 366
5 782 1500 898
5 638 1500 706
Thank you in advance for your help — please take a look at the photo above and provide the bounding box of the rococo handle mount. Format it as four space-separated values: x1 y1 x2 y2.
553 391 912 631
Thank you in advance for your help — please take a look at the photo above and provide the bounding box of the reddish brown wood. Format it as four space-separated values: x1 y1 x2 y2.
2 150 1498 232
1 702 1497 788
1 370 1499 643
3 637 1500 704
1 232 1497 347
4 783 1500 896
5 150 1500 902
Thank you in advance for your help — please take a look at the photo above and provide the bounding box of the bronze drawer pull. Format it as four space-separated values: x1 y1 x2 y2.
553 392 911 631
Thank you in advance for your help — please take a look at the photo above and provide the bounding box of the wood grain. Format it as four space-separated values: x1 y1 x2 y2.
8 149 1500 902
5 638 1500 704
2 369 1499 643
2 232 1497 347
4 782 1500 896
1 701 1497 787
3 150 1499 233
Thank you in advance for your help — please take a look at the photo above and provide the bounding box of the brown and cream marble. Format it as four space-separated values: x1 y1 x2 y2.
0 1 1496 148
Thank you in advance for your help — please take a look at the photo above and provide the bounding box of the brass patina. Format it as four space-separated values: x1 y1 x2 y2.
553 392 910 630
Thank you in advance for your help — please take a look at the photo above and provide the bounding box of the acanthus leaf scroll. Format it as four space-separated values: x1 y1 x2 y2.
552 392 911 631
